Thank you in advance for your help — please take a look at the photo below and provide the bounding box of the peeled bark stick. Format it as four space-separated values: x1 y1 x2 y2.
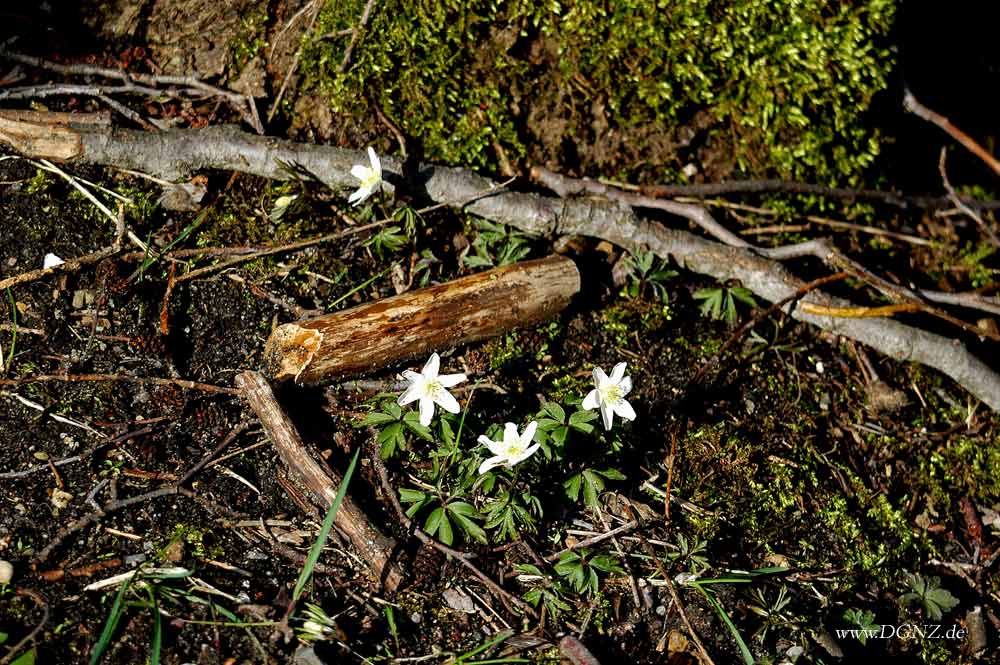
264 255 581 385
235 370 405 591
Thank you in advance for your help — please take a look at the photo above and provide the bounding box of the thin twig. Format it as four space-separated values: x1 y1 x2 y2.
0 589 49 665
904 90 1000 178
545 521 639 563
339 0 378 73
268 0 323 123
938 147 1000 246
0 48 262 133
626 505 716 665
177 420 250 487
33 487 179 564
0 373 239 395
368 437 537 616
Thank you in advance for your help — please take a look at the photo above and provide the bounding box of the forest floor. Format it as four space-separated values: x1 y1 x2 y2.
1 2 999 665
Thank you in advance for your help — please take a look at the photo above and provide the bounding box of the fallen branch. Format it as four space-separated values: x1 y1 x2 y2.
904 90 1000 178
235 370 405 590
264 255 580 384
1 118 997 410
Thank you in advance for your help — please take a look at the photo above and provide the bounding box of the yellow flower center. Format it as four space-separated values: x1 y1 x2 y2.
601 385 622 404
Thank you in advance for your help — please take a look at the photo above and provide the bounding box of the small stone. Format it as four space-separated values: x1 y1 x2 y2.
33 451 50 461
0 559 13 584
442 587 477 614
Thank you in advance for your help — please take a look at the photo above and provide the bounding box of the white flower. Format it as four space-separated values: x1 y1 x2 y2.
581 362 636 430
348 146 383 206
397 352 467 426
477 421 540 474
43 253 65 269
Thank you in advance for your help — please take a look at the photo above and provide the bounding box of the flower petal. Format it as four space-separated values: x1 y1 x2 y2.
402 370 422 382
350 164 371 181
610 362 627 383
478 455 506 475
422 352 440 379
367 146 381 176
349 186 373 206
434 389 461 414
600 402 615 430
479 435 506 456
43 253 65 269
521 420 538 445
513 442 541 465
503 422 520 447
418 397 435 426
581 389 600 410
438 372 467 388
618 376 632 396
613 399 636 421
593 367 610 388
397 382 422 406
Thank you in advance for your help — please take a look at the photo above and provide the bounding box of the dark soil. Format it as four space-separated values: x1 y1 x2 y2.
1 3 999 665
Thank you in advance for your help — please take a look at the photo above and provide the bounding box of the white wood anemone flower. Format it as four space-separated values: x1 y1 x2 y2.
582 362 635 430
397 352 467 426
477 421 540 475
43 253 65 269
348 146 383 206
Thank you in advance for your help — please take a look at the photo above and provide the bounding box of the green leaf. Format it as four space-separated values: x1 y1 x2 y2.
361 411 397 426
540 402 566 422
568 409 598 433
402 411 435 441
563 473 582 502
437 513 454 545
399 488 426 504
425 506 446 536
447 501 480 518
450 510 487 544
10 649 36 665
596 468 626 481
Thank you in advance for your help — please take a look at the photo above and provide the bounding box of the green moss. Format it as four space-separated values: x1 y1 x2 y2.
488 331 525 370
299 0 894 182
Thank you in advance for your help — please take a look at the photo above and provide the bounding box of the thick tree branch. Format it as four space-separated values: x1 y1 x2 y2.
1 118 997 410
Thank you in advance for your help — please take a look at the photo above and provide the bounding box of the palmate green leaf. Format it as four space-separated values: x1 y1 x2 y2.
464 254 494 269
540 401 566 422
361 411 397 426
448 502 487 544
694 287 725 320
568 409 598 433
377 422 405 458
425 506 455 545
402 411 435 441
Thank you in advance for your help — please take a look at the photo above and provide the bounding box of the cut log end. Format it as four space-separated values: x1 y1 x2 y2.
263 324 324 383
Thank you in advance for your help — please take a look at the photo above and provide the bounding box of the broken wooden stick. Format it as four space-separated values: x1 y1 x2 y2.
235 370 405 591
263 255 581 385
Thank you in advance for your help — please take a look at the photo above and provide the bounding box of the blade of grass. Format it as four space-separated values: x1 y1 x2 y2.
147 587 162 665
691 583 754 665
89 568 136 665
291 448 360 606
327 267 391 310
